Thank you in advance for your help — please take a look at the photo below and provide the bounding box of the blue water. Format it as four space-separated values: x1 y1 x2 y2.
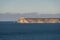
0 21 60 40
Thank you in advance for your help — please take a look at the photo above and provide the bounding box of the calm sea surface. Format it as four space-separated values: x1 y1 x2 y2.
0 21 60 40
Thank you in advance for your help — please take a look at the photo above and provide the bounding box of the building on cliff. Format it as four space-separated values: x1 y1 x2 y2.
17 17 60 23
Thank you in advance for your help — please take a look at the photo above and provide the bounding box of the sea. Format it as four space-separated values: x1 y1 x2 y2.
0 21 60 40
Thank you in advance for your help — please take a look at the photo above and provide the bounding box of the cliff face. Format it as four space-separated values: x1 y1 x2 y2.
17 18 60 23
18 18 29 23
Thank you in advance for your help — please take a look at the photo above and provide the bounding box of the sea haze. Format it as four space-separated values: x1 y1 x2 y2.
0 13 60 21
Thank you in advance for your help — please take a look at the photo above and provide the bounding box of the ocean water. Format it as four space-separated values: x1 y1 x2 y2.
0 21 60 40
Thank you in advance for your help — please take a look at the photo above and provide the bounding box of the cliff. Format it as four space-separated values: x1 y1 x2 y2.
17 18 60 23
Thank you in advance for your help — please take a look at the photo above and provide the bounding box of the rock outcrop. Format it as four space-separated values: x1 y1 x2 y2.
17 18 60 23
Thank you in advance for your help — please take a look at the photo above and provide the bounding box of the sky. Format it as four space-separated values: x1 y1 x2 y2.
0 0 60 14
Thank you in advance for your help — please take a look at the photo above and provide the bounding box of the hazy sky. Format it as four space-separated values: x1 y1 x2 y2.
0 0 60 14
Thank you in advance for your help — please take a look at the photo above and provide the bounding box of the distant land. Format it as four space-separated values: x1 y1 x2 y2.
0 13 60 21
